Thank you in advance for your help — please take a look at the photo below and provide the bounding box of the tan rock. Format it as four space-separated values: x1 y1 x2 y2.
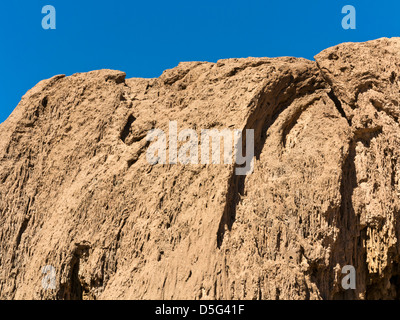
0 38 399 300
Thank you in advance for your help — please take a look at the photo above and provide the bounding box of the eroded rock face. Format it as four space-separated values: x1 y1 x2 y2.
0 37 399 300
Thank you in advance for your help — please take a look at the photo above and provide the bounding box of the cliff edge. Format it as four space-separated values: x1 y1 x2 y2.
0 37 399 299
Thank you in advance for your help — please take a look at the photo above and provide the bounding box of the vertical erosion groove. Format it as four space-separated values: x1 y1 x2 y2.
120 114 136 144
217 72 326 248
327 89 351 125
70 257 83 300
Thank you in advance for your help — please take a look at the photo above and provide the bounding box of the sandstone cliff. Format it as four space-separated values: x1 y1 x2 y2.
0 37 399 300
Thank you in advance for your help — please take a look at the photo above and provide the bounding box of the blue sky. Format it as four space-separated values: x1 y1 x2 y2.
0 0 399 123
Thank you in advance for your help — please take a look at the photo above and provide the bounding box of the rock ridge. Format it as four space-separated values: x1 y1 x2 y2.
0 37 399 299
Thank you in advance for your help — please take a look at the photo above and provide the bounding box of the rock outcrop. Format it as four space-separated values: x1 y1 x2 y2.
0 37 399 300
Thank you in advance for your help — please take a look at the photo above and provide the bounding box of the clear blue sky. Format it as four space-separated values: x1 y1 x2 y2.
1 0 399 123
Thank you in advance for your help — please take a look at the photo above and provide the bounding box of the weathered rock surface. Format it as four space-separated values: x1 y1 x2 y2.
0 37 399 300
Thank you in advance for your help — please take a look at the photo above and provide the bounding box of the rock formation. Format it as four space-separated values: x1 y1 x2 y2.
0 37 399 300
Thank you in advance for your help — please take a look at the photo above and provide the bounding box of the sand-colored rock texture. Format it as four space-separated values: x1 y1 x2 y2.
0 37 400 300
